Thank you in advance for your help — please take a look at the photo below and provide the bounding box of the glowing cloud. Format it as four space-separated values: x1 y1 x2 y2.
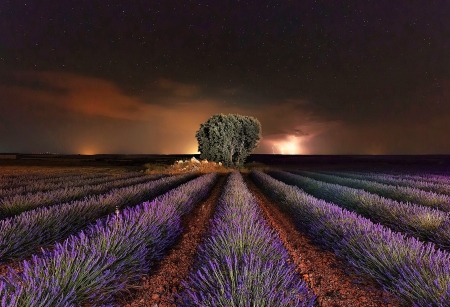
271 135 304 155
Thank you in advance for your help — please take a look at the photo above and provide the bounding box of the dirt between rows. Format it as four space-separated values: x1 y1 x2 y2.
123 175 227 307
243 174 406 307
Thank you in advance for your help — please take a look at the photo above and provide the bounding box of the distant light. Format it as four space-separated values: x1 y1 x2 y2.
79 146 98 155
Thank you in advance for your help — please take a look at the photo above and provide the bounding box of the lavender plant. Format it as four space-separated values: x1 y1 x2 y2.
294 170 450 212
251 170 450 306
179 172 315 307
181 253 314 307
323 170 450 197
346 171 450 186
269 170 450 249
0 172 149 198
0 173 164 219
0 171 110 190
0 173 195 263
0 172 217 306
402 173 450 185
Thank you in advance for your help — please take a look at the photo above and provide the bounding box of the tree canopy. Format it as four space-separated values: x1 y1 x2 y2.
195 114 262 166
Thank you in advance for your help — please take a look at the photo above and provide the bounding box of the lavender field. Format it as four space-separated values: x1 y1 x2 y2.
0 164 449 306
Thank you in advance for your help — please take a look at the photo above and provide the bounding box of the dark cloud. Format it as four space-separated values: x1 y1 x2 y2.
1 0 449 154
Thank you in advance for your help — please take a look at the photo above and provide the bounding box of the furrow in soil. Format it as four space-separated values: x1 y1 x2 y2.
123 175 226 307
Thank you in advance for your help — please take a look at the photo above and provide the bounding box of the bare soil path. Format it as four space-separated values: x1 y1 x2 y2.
123 174 226 307
244 174 406 307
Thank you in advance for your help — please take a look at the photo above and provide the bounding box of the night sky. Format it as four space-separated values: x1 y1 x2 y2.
1 0 450 154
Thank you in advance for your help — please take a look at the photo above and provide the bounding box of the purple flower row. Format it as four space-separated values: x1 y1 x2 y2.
0 173 195 264
405 173 450 185
0 171 111 190
349 171 450 185
179 171 316 307
0 172 147 199
251 170 450 306
322 170 450 197
294 170 450 212
0 172 218 306
270 170 450 250
0 173 165 220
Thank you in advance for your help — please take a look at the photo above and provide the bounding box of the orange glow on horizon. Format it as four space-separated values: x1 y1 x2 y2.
79 146 98 155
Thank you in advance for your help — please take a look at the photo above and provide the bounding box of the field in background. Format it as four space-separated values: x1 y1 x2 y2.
1 155 450 306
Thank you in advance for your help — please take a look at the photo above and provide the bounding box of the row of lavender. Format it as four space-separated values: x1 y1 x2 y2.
294 170 450 212
179 171 315 306
343 171 450 185
251 170 450 306
269 171 450 250
0 173 165 219
0 173 195 264
0 173 218 306
0 172 143 198
0 171 111 190
320 170 450 196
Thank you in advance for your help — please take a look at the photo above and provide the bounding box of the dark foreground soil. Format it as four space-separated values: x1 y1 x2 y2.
244 175 406 307
123 175 226 307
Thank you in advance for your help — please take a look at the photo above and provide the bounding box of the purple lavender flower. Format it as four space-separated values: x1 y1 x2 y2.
269 170 450 249
1 173 217 306
251 170 450 305
180 172 315 307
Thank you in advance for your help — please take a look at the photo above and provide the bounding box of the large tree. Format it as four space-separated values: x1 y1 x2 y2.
195 114 262 166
